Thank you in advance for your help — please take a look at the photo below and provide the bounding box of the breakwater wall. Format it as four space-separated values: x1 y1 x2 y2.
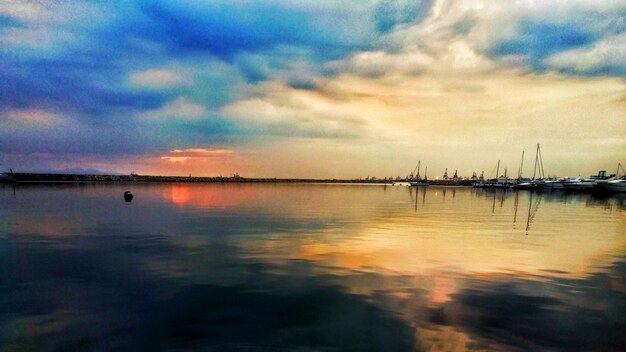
5 173 476 186
7 173 383 184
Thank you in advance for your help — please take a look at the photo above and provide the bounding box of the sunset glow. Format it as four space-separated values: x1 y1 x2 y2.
1 0 624 177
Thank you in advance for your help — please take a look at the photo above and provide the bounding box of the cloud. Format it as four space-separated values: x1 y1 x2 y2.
0 55 168 118
222 82 372 139
5 109 60 126
127 0 381 60
221 69 626 177
140 97 207 120
161 148 234 163
375 0 626 76
345 49 434 77
0 1 47 23
476 0 626 75
546 32 626 76
130 69 192 88
489 20 600 62
373 0 434 33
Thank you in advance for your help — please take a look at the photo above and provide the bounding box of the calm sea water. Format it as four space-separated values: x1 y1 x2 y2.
1 183 624 351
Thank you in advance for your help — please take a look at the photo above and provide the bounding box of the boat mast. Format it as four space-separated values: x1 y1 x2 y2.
495 160 500 181
616 162 625 177
518 151 525 180
532 143 544 180
411 162 419 180
537 144 545 179
416 160 421 180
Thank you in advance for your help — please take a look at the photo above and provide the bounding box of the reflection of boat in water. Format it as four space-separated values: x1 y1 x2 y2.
392 182 411 186
0 173 15 183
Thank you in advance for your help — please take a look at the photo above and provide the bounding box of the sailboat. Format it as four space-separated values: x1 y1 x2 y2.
514 144 544 190
410 162 429 186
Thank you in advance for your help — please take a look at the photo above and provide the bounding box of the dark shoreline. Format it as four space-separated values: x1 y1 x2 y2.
2 173 475 186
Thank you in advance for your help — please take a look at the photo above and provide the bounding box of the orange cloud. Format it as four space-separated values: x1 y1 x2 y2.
159 148 236 164
170 148 234 156
160 156 191 163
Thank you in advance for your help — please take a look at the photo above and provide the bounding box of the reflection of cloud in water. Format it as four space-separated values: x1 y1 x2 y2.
0 237 417 351
1 230 625 351
437 261 626 351
245 216 626 280
8 214 84 237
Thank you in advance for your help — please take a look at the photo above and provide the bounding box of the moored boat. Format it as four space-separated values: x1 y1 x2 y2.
593 164 626 193
513 181 538 190
595 177 626 193
409 164 429 187
563 179 597 191
539 177 582 191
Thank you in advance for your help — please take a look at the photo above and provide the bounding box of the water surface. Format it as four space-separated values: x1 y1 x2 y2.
1 183 625 351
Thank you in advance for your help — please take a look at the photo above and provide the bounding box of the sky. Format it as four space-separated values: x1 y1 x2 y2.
1 0 625 179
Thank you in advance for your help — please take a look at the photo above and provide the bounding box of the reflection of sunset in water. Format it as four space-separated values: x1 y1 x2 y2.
240 188 626 282
430 273 457 304
168 184 191 205
163 183 259 208
289 224 626 279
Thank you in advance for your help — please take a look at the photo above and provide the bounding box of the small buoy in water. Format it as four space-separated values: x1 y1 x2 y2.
124 191 133 202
